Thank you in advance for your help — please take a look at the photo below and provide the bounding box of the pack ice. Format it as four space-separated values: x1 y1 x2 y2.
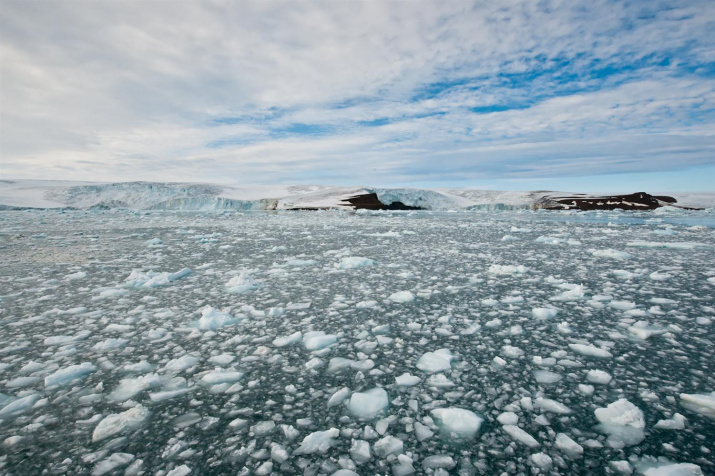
0 204 712 475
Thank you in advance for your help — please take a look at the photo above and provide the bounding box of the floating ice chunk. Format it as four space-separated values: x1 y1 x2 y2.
326 357 354 374
461 322 481 335
97 288 129 299
555 433 583 457
273 332 302 347
502 425 539 447
610 461 633 474
305 357 324 370
610 300 636 311
65 271 87 280
93 338 129 351
431 408 484 440
589 249 632 259
200 370 243 385
347 388 389 420
550 284 586 301
109 373 163 402
224 272 258 294
533 370 562 384
166 465 192 476
0 394 40 417
374 435 403 457
45 362 97 387
569 343 613 359
350 439 371 464
627 241 707 250
164 355 199 372
650 271 673 281
532 308 558 319
655 413 686 430
336 257 376 270
389 291 415 303
125 268 191 288
679 392 715 419
422 455 456 470
92 405 150 442
579 384 595 396
587 370 613 385
207 354 234 365
637 461 704 476
502 345 524 358
149 388 191 402
328 387 351 408
530 452 553 469
395 373 421 386
628 321 667 340
536 236 563 245
6 376 41 388
535 397 572 414
293 428 339 455
497 412 518 425
488 264 528 275
284 258 318 267
426 374 455 388
612 270 641 280
251 420 276 436
44 330 91 346
92 453 135 476
194 307 239 330
145 237 162 246
303 332 338 351
595 399 646 447
416 349 453 373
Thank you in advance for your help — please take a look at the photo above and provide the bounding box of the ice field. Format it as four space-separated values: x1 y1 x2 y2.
0 208 714 475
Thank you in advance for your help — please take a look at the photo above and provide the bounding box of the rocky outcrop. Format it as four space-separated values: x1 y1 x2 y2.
534 192 699 211
341 193 423 210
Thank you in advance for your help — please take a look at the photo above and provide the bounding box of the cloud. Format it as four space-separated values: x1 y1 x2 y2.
1 0 714 186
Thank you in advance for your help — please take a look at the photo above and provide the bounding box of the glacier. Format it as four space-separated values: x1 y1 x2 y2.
3 179 714 211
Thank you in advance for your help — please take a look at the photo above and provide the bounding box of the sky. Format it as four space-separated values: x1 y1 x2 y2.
1 0 714 192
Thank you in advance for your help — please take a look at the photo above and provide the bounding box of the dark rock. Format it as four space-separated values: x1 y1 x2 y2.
535 192 698 211
341 193 423 210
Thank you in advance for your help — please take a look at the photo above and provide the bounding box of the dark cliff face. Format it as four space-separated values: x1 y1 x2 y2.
536 192 698 211
341 193 424 210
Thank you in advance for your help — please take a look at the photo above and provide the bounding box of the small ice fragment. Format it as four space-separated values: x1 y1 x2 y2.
395 373 421 386
293 428 340 455
569 343 613 359
654 413 686 430
679 392 715 419
92 405 150 442
502 425 539 447
273 332 302 347
416 349 453 373
389 291 415 303
587 370 613 385
555 433 583 457
430 407 484 440
347 388 389 420
594 399 645 448
532 308 558 319
336 257 376 270
44 362 97 387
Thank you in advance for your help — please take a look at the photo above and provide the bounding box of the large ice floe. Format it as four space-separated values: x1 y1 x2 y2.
0 203 713 475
